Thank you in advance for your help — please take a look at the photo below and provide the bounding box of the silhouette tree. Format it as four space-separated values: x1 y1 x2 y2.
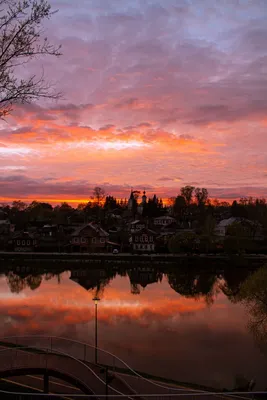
92 187 106 206
201 215 216 253
12 200 27 211
194 188 209 207
104 196 117 211
168 231 197 253
180 186 195 206
173 195 186 218
0 0 62 118
6 271 27 293
26 274 42 290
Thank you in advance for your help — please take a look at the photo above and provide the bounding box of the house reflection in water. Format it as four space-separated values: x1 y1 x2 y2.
127 267 162 294
69 268 116 294
69 267 163 296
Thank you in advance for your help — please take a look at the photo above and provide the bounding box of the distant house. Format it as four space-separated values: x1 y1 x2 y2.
130 228 157 253
10 232 38 252
40 224 59 237
156 232 175 252
70 222 109 252
129 220 146 233
215 217 264 240
153 216 176 227
0 218 14 235
160 221 179 234
215 217 238 237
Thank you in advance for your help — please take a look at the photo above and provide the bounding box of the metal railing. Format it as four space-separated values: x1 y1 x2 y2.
0 344 132 398
0 336 265 400
0 335 207 394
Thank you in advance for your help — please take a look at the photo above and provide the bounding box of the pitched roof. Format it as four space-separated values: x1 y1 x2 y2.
131 220 142 225
71 222 109 237
217 217 240 227
154 216 176 221
12 231 36 239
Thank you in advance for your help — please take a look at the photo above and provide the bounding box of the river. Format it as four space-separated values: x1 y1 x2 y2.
0 263 266 390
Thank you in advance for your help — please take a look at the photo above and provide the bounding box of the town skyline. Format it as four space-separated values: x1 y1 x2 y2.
1 0 267 204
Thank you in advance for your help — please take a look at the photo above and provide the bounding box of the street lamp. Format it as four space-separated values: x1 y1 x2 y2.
92 296 100 364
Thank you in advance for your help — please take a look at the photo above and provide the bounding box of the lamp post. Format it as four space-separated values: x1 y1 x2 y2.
93 296 100 364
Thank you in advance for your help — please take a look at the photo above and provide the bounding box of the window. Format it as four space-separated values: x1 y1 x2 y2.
140 236 143 243
135 236 139 242
22 240 25 245
81 237 86 243
27 240 31 245
92 237 97 243
149 236 153 242
100 238 105 243
144 235 148 242
17 240 20 245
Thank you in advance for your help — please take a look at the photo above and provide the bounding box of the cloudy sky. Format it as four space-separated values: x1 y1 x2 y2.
1 0 267 204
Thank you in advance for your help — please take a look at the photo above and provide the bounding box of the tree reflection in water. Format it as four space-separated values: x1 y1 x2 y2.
5 270 62 293
167 270 219 305
231 265 267 354
4 264 267 352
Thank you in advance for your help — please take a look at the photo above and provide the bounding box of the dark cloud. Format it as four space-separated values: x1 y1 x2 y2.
12 126 34 135
179 134 194 140
99 124 115 131
115 98 139 109
0 174 266 201
138 122 152 128
13 103 95 123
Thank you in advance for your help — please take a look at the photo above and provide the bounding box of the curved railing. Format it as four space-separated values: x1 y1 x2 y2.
0 345 94 395
0 335 257 399
0 343 133 398
0 335 200 395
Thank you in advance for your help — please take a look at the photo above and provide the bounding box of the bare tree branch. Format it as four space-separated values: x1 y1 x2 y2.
0 0 62 118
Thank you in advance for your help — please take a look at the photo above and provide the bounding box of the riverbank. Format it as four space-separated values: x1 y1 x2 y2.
0 251 266 269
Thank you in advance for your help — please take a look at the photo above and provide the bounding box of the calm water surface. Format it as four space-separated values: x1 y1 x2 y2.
0 265 267 390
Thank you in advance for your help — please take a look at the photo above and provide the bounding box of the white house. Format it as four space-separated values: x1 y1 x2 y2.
153 216 176 226
215 217 238 237
215 217 264 240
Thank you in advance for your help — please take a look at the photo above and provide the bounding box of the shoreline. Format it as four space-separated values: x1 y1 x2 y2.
0 251 266 268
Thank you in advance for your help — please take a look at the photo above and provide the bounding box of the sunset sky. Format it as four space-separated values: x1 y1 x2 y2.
1 0 267 204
